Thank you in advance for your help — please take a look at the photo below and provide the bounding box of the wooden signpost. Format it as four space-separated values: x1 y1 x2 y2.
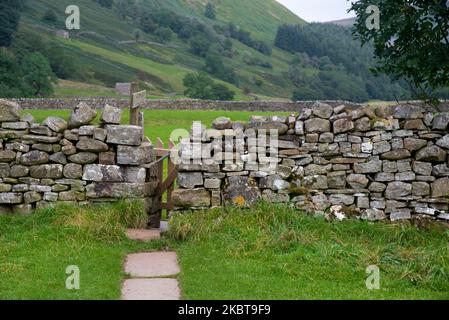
129 82 147 126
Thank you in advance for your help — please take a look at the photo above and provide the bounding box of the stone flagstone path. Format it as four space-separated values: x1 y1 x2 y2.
122 251 181 300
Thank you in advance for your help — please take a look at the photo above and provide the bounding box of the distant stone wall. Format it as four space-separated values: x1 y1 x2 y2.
0 100 159 216
172 102 449 223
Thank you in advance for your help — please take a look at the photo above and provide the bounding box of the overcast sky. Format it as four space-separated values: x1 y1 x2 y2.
276 0 356 22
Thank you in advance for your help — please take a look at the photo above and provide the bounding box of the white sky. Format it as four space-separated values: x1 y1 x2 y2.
276 0 356 22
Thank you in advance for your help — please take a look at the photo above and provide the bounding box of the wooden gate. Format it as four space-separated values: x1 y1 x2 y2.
146 138 177 227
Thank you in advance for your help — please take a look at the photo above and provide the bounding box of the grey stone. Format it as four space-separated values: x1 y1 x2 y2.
333 118 354 134
22 134 61 144
0 150 16 162
436 134 449 149
371 200 386 209
354 160 382 174
412 182 430 196
64 130 79 141
117 142 154 165
204 178 221 189
0 100 20 122
416 146 446 162
312 102 333 118
404 138 427 151
86 183 156 199
43 192 59 202
362 209 386 221
6 142 29 153
63 163 83 179
62 145 77 156
68 102 97 129
223 176 261 206
0 193 22 204
125 167 146 183
347 174 369 189
177 172 203 189
260 174 291 191
327 171 346 188
385 182 412 200
78 125 100 136
0 184 12 192
93 128 107 141
305 118 331 133
21 151 49 165
295 121 304 135
373 141 391 155
30 125 53 136
29 164 63 179
329 194 355 205
432 114 449 130
380 149 411 160
212 117 232 130
101 104 122 124
354 117 371 132
82 164 125 182
106 125 143 146
76 139 109 152
431 178 449 198
390 209 412 221
24 191 42 204
403 119 426 130
99 151 116 165
59 191 86 201
395 171 415 181
432 164 449 176
369 182 386 192
246 120 288 135
319 132 334 143
302 175 328 190
304 164 332 176
394 105 424 119
172 188 210 207
10 165 29 178
42 117 67 133
1 122 28 130
49 152 67 165
413 161 432 176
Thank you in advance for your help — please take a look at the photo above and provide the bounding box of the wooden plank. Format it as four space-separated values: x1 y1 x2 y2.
166 140 176 210
129 82 139 125
132 90 147 109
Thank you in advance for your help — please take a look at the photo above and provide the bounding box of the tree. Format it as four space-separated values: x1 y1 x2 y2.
21 52 56 96
0 49 32 97
154 27 173 43
205 2 216 20
183 72 235 100
96 0 113 9
190 35 210 57
133 29 141 43
351 0 449 91
204 54 237 83
0 0 25 47
43 9 57 24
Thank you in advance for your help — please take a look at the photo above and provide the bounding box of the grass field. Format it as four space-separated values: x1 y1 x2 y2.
1 202 447 300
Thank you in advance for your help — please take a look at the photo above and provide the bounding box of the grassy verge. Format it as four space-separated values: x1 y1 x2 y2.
1 202 448 299
168 203 449 300
0 201 165 300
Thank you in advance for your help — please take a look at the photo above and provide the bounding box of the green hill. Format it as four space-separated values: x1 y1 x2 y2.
15 0 305 100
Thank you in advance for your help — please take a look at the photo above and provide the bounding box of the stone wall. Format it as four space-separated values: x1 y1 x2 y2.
9 98 449 113
0 100 158 215
172 102 449 223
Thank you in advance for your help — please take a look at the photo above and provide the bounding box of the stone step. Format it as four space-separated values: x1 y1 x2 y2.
126 229 161 242
122 278 180 300
124 252 180 278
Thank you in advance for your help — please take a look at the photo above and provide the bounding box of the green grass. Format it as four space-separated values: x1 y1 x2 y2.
1 201 448 300
0 201 166 300
25 109 293 145
169 203 449 300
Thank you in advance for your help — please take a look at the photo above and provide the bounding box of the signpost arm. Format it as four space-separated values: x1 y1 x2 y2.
129 82 139 125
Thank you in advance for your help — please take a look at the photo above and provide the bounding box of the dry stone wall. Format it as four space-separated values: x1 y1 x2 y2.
173 102 449 223
0 100 158 215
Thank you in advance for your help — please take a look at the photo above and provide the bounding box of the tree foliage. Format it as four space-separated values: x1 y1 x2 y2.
21 52 56 96
205 2 216 20
183 73 235 100
351 0 449 90
0 0 25 47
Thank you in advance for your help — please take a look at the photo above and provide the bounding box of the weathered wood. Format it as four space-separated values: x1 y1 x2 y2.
129 82 139 125
153 138 178 212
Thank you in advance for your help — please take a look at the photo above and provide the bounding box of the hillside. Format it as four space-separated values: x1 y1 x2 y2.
15 0 305 100
7 0 443 101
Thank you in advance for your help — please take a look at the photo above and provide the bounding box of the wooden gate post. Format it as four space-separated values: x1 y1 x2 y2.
129 83 146 126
